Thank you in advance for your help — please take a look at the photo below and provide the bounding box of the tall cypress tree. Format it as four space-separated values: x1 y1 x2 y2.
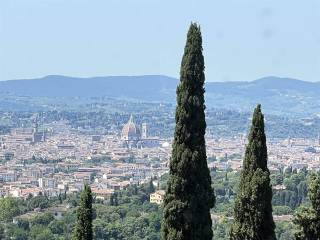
230 104 276 240
73 184 93 240
161 23 215 240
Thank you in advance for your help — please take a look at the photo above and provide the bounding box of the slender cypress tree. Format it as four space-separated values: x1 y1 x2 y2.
161 23 215 240
73 184 93 240
230 104 276 240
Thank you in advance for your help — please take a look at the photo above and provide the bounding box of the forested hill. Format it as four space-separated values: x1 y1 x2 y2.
1 75 319 116
0 75 178 101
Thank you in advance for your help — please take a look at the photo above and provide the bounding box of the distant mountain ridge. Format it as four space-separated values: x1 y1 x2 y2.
0 75 178 101
0 75 319 116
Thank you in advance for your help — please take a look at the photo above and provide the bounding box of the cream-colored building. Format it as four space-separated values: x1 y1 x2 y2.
150 190 165 204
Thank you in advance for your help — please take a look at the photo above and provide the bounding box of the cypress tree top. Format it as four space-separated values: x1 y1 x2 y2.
161 23 215 240
244 104 268 171
73 184 93 240
230 104 276 240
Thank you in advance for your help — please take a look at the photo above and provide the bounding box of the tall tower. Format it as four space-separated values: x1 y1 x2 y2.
33 115 39 134
142 122 148 139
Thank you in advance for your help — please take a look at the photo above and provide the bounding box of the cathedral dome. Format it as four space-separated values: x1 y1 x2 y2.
121 115 141 140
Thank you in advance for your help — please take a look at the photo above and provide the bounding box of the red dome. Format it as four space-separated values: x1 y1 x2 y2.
121 115 141 140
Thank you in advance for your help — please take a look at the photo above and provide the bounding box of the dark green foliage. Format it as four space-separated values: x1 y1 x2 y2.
2 182 160 239
29 225 55 240
73 184 93 240
110 192 119 206
272 170 308 210
230 105 276 240
309 174 320 215
147 179 156 194
92 184 162 240
27 195 50 210
275 221 295 240
0 197 21 222
294 173 320 239
161 23 215 240
30 212 54 226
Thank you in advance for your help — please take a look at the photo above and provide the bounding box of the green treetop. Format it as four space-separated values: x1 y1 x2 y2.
161 23 215 240
294 173 320 239
230 104 276 240
73 184 93 240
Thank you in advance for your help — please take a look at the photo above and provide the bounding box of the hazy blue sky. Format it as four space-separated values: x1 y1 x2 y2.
1 0 320 82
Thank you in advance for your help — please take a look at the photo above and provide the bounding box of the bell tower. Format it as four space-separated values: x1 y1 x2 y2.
142 122 148 139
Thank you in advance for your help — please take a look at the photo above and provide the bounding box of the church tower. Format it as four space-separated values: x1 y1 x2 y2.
142 122 148 139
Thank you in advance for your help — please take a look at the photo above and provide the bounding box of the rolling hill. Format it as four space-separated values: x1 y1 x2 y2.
0 75 319 116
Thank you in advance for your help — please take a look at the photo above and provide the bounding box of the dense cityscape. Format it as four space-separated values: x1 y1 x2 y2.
0 109 319 199
2 1 320 239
